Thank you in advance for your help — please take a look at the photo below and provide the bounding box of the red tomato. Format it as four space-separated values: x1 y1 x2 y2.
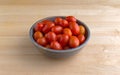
66 16 76 22
33 31 43 41
56 34 62 42
42 22 55 33
63 28 72 36
37 37 47 46
45 32 57 43
61 19 69 27
69 36 80 48
34 23 43 32
78 34 85 44
79 25 85 34
50 41 62 50
55 17 63 25
42 20 52 25
69 22 80 35
59 34 69 47
51 26 63 34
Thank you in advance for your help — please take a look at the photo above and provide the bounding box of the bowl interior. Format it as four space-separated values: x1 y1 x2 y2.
29 16 90 53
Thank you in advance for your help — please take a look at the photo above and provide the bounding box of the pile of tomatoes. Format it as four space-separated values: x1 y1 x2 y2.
33 16 86 50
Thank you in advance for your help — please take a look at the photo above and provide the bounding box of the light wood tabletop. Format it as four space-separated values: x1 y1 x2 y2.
0 0 120 75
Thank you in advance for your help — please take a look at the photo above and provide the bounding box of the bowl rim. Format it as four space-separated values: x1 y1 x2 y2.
29 16 90 53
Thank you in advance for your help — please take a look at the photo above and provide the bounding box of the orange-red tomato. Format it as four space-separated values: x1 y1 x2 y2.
33 31 43 41
79 25 85 34
51 26 63 34
45 32 57 43
42 20 52 25
42 22 55 33
69 22 80 35
34 23 43 32
63 28 72 36
78 34 85 44
55 17 63 25
59 34 69 47
69 36 80 48
61 19 69 27
50 41 62 50
37 37 47 46
66 16 76 22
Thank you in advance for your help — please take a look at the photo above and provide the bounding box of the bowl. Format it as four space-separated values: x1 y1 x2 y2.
29 16 90 58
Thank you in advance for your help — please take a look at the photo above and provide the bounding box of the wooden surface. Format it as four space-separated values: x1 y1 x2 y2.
0 0 120 75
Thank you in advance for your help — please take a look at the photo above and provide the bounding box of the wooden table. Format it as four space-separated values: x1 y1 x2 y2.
0 0 120 75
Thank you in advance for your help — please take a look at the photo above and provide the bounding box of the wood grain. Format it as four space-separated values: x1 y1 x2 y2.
0 0 120 75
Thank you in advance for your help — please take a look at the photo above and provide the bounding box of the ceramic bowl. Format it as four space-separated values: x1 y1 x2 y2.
29 16 90 58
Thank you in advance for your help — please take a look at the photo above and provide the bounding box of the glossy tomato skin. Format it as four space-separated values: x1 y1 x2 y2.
79 25 85 34
59 34 69 47
34 23 43 32
69 36 80 48
37 37 47 46
33 31 43 41
55 17 63 25
50 41 62 50
61 19 69 27
69 22 80 35
45 32 57 43
42 21 55 33
78 34 85 44
63 28 72 36
51 26 63 34
66 16 76 22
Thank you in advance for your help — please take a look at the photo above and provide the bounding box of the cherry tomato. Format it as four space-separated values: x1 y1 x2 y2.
42 20 52 25
56 34 62 42
50 41 62 50
78 34 85 44
33 31 43 41
79 25 85 34
34 23 43 32
59 34 69 47
51 26 63 34
45 32 57 43
37 37 47 46
69 22 80 35
69 36 80 48
61 19 69 27
42 22 55 33
55 17 63 25
63 28 72 36
66 16 76 22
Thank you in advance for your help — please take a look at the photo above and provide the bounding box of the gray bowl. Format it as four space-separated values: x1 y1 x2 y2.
29 16 90 58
